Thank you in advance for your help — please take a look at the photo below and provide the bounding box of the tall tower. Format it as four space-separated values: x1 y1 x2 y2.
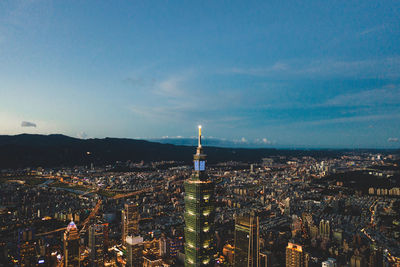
63 221 80 267
233 212 260 267
184 126 215 266
122 202 140 245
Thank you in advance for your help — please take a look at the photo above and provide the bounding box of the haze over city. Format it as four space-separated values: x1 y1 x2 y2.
1 1 400 148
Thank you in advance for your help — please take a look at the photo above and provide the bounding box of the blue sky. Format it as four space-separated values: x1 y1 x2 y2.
0 0 399 148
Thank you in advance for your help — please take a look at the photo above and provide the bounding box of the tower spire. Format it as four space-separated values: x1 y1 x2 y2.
198 125 202 148
196 125 203 155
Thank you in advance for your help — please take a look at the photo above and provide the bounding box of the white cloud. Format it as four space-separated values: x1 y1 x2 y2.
228 61 289 76
297 114 400 126
153 71 195 98
156 76 184 97
77 132 88 139
322 85 400 107
254 138 272 145
359 25 385 36
227 57 400 79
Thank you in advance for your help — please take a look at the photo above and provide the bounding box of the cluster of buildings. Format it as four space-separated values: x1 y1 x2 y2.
0 129 399 266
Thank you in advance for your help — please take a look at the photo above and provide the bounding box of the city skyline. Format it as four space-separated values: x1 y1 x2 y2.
1 1 400 148
1 125 399 266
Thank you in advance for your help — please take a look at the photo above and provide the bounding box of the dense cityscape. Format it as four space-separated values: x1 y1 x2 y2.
1 1 400 266
0 128 399 266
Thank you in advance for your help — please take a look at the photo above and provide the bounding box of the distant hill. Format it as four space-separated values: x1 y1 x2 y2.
0 134 274 169
0 134 397 169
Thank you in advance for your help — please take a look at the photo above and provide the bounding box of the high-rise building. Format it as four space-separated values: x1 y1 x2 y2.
184 126 215 266
159 236 167 257
88 223 105 267
63 221 80 267
319 220 330 240
233 212 260 267
259 251 273 267
285 243 308 267
126 236 144 267
284 197 291 215
350 254 366 267
169 236 184 258
19 241 36 267
222 244 235 265
122 202 140 245
143 254 164 267
369 247 383 267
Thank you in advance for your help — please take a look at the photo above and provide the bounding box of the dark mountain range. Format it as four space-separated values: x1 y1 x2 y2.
0 134 398 169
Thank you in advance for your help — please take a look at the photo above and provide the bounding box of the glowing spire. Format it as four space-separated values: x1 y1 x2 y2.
198 125 202 148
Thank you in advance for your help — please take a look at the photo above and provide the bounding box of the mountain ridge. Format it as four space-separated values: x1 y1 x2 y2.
0 134 398 169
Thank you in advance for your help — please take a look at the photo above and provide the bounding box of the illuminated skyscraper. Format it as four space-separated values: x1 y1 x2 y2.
184 126 215 266
286 243 308 267
319 220 330 240
88 223 105 267
233 212 260 267
63 221 80 267
126 236 144 267
122 202 140 245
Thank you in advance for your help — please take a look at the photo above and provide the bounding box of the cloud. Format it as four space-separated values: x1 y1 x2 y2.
322 85 400 107
21 121 36 127
228 61 289 76
255 138 272 144
297 114 400 126
77 132 88 139
359 25 385 36
154 75 188 97
226 57 400 79
301 57 400 79
388 137 399 143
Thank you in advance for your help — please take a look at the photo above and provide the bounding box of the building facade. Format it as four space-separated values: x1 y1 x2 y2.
234 212 260 267
184 126 215 266
122 202 140 245
285 243 308 267
88 223 105 267
126 235 144 267
63 221 80 267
